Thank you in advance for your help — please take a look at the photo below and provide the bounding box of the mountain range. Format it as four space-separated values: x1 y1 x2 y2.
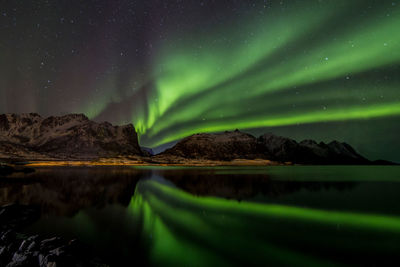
0 113 394 165
158 129 378 165
0 113 141 160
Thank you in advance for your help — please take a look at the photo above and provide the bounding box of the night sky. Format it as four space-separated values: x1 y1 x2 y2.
1 0 399 162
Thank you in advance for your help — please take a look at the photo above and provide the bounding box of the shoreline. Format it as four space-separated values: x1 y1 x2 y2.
22 158 286 167
2 158 397 169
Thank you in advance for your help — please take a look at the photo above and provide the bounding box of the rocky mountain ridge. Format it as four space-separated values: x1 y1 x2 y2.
160 130 261 160
0 114 393 164
0 113 142 159
160 130 378 165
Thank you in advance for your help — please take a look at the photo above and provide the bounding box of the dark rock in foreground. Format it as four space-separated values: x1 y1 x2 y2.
0 204 107 266
0 113 142 160
161 130 380 165
0 231 105 267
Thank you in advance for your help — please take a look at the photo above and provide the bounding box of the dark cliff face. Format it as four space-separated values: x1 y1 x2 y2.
0 113 142 159
162 130 371 164
257 133 299 161
258 133 370 164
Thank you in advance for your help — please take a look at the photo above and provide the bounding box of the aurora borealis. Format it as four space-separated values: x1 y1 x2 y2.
129 177 400 266
14 166 400 265
1 0 399 161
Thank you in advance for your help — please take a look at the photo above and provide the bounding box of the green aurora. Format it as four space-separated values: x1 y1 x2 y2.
128 178 400 266
2 0 399 160
125 0 400 155
20 166 400 265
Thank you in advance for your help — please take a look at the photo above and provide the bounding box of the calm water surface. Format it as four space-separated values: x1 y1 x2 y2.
1 166 400 266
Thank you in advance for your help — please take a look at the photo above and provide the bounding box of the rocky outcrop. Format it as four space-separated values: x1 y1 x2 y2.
258 133 299 162
0 114 389 164
0 113 142 160
161 130 261 161
160 130 374 165
0 204 105 266
258 133 370 165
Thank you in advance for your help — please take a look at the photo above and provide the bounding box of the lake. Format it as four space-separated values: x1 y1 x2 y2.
1 166 400 266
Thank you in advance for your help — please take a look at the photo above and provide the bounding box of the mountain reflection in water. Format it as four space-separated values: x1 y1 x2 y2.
1 166 400 266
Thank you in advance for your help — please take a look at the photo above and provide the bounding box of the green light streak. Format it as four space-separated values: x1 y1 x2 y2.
151 102 400 146
128 0 400 147
128 179 400 266
136 179 400 232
